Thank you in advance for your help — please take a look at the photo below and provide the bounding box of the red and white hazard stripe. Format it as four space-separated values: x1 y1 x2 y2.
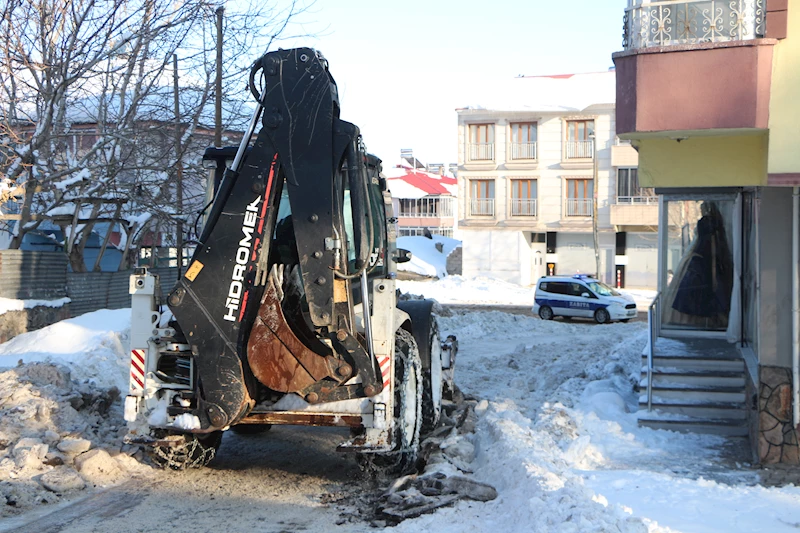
130 349 146 392
379 356 391 389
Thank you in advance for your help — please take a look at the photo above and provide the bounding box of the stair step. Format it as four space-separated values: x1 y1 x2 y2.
640 369 745 387
638 400 747 420
651 337 743 360
637 416 749 436
641 355 744 372
640 385 746 403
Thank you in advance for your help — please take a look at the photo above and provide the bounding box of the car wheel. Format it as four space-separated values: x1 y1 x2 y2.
539 306 554 320
594 308 610 324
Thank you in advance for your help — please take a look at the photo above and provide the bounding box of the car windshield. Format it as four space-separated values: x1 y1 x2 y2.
586 281 620 297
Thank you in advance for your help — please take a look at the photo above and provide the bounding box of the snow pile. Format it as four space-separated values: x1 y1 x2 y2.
0 297 71 317
0 363 145 517
0 309 131 390
0 310 146 517
399 276 535 306
396 235 460 279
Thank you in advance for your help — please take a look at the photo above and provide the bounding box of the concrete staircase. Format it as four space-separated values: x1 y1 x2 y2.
638 337 749 436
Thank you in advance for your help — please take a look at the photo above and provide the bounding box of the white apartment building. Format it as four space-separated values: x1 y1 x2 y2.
456 70 657 288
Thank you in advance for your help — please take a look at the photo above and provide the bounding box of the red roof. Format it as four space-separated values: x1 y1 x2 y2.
387 167 455 196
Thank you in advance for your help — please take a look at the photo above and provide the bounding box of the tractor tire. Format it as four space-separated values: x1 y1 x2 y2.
149 430 223 470
421 318 443 434
356 328 422 477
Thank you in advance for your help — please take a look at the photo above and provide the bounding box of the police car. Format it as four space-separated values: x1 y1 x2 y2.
532 274 638 324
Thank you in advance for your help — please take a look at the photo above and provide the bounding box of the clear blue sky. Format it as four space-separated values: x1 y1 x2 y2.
280 0 628 166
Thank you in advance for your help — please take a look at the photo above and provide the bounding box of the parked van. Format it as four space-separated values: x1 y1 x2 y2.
532 274 637 324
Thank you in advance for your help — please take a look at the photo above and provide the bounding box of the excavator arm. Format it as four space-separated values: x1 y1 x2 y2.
166 48 383 431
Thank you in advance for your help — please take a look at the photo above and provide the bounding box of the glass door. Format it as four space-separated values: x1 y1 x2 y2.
662 198 736 331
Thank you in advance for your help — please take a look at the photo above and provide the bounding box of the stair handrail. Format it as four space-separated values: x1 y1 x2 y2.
647 292 662 412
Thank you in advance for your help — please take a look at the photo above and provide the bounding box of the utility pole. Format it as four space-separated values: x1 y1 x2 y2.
591 132 601 281
215 7 224 148
173 53 184 276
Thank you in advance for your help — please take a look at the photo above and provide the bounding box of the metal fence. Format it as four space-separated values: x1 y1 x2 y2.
0 251 67 300
0 250 180 318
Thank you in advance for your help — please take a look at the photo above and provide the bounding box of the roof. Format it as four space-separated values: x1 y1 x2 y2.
457 70 616 113
385 166 457 199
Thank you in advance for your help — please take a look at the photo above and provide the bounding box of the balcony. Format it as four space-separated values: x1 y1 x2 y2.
469 143 494 161
470 198 495 216
565 199 593 217
623 0 765 51
398 197 454 218
510 142 537 160
611 196 659 226
614 0 775 136
511 199 537 217
565 140 594 159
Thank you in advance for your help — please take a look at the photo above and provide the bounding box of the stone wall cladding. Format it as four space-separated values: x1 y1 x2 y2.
759 365 800 464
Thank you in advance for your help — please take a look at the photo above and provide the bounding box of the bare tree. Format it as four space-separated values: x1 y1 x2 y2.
0 0 315 271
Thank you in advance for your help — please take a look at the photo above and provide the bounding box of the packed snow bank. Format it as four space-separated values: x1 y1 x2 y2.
0 310 147 518
396 235 460 278
391 309 800 533
0 309 130 390
0 297 72 316
398 275 535 306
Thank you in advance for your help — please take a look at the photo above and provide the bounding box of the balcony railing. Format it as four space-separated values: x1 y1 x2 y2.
565 199 593 217
470 198 495 216
510 142 537 160
565 140 594 159
469 143 494 161
616 195 658 205
398 197 454 218
511 199 537 217
623 0 765 50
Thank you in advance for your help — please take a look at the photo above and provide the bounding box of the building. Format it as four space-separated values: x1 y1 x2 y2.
456 71 654 288
613 0 800 463
385 152 458 239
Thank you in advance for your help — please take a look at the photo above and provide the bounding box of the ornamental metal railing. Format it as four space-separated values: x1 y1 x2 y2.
398 197 454 218
623 0 765 50
469 143 494 161
565 140 594 159
470 198 495 216
616 195 659 205
510 142 537 160
511 199 537 217
565 198 593 217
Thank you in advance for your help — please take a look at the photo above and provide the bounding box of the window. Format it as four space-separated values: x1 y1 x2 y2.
616 168 655 204
565 178 593 216
565 120 595 159
398 197 453 217
510 122 537 160
468 124 494 161
470 179 495 216
510 179 537 216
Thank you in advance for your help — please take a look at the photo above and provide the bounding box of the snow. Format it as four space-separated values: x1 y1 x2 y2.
459 70 616 113
0 309 130 390
398 275 535 305
397 235 460 278
1 278 799 530
0 297 71 316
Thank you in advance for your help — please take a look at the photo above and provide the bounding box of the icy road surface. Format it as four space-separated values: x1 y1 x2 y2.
2 280 800 532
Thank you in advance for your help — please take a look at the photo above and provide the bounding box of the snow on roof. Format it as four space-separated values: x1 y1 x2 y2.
458 70 616 113
385 166 457 199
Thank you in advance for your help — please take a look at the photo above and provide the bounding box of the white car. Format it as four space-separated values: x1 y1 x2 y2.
532 275 637 324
